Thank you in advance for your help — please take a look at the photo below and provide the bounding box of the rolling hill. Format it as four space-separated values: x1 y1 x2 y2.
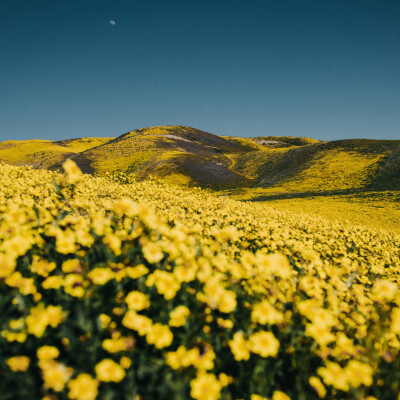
51 126 254 188
1 125 400 232
230 138 400 196
0 137 113 169
1 125 399 193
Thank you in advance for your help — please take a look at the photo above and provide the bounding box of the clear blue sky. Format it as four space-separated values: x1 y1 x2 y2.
1 0 400 141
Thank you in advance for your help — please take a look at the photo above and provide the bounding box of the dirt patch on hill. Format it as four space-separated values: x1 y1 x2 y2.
154 134 192 143
149 154 250 188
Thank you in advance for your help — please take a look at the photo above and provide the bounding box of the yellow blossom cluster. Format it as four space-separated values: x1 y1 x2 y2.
0 161 399 399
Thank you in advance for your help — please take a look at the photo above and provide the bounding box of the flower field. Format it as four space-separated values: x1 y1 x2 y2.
0 160 399 400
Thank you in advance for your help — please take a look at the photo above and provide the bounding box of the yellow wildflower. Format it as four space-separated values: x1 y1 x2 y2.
309 376 327 398
102 336 135 353
174 263 197 282
31 256 56 277
169 305 190 327
87 268 115 285
46 305 64 327
251 395 267 400
272 391 291 400
125 291 150 311
218 373 231 386
193 343 216 370
318 361 349 392
372 280 398 302
151 270 180 300
229 332 250 361
391 308 400 334
0 253 16 278
6 356 30 372
103 234 121 255
146 323 173 349
120 356 132 369
122 311 152 335
125 264 149 279
99 313 111 328
68 374 98 400
217 317 234 329
42 276 64 290
62 259 81 273
56 229 76 254
248 331 280 358
142 242 164 263
251 301 284 325
217 290 237 313
166 346 199 369
37 346 60 360
305 323 335 346
64 274 85 297
95 359 126 382
190 373 222 400
113 198 140 217
345 360 373 388
256 252 291 279
26 304 49 337
41 361 74 392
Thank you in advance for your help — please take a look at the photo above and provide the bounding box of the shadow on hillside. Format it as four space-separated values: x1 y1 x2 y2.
248 188 400 202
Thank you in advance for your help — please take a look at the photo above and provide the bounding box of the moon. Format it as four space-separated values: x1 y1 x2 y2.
109 20 116 26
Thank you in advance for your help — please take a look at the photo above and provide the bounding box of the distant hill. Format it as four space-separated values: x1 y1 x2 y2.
0 137 112 169
230 138 400 196
1 126 399 192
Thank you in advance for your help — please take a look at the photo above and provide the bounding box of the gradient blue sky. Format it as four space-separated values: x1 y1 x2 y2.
1 0 400 141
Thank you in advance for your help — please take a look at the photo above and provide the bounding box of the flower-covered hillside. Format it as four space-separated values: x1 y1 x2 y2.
0 161 399 400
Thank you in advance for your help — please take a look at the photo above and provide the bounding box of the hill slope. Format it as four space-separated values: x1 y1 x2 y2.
1 126 399 193
0 137 112 169
50 126 254 188
230 138 400 195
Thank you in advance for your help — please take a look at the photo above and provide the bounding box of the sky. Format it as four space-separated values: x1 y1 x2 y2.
1 0 400 142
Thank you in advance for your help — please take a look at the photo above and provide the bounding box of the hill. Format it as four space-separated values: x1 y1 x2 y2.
1 126 399 193
0 137 112 169
50 126 255 188
230 138 400 196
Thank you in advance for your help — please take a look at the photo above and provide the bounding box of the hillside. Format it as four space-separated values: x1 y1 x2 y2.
0 137 112 169
1 126 399 195
1 161 400 399
230 139 400 196
50 126 254 188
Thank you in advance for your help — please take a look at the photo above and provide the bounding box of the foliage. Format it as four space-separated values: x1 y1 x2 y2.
0 161 400 400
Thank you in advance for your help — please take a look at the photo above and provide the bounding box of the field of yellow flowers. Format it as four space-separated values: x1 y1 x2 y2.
0 160 399 400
